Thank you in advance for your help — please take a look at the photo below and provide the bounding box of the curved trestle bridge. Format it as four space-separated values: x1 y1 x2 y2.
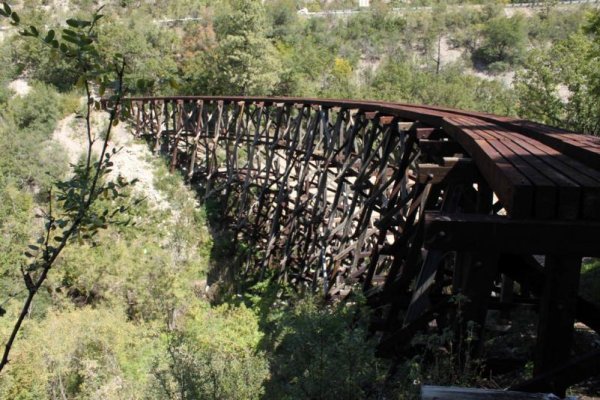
107 96 600 397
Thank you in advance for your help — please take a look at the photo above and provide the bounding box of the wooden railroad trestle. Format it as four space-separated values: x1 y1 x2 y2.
107 96 600 396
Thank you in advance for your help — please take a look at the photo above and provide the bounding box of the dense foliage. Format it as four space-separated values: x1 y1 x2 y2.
0 0 599 399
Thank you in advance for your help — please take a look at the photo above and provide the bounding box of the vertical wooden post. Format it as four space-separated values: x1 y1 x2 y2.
533 254 582 396
170 99 183 173
499 275 514 321
452 181 497 362
188 100 204 182
155 100 165 155
134 100 141 138
138 101 146 136
171 99 178 152
454 252 499 359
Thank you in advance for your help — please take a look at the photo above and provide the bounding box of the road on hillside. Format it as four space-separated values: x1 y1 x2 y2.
296 0 599 18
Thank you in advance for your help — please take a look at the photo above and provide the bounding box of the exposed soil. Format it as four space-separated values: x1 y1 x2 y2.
51 108 169 209
8 79 31 97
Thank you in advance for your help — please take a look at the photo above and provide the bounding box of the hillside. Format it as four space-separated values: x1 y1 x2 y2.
0 1 599 399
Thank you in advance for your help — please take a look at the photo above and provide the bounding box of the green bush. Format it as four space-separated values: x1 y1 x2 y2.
58 91 83 117
487 61 511 74
0 81 67 191
264 296 384 400
152 301 270 400
0 8 78 91
473 15 527 68
528 7 589 43
580 259 600 305
4 81 60 137
0 81 13 105
0 307 156 400
0 178 36 299
366 58 517 116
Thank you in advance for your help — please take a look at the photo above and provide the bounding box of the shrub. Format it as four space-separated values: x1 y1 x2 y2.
58 91 83 117
4 81 60 138
580 259 600 305
265 296 384 400
0 307 155 400
487 61 511 74
473 15 527 68
152 301 270 400
0 81 67 191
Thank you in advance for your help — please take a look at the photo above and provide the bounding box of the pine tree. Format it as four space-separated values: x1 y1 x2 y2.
208 0 281 95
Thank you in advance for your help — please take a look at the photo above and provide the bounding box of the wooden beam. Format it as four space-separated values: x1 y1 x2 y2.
417 159 479 185
533 255 582 397
453 251 499 357
441 117 535 218
418 139 465 159
421 385 563 400
424 212 600 256
498 254 600 334
511 349 600 396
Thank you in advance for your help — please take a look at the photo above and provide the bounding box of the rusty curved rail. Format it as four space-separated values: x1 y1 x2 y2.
109 96 600 396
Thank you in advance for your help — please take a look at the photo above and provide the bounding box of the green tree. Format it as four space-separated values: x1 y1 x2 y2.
96 11 180 94
204 0 281 95
320 57 357 98
474 15 527 70
0 8 79 90
0 3 134 373
0 307 156 399
516 29 600 135
367 58 516 116
152 301 269 400
265 297 383 400
0 82 68 192
51 164 212 325
265 0 299 40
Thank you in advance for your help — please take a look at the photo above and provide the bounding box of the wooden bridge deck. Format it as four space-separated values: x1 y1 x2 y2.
106 96 600 397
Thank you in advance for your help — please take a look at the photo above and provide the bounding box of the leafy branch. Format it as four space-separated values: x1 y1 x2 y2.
0 2 136 373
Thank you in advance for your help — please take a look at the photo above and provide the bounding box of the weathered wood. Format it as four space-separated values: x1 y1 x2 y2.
403 249 444 325
512 349 600 396
498 254 600 334
424 212 600 256
116 96 600 394
533 255 582 396
421 386 563 400
487 138 557 219
418 139 464 159
417 158 479 185
499 119 600 171
453 251 499 358
441 115 534 218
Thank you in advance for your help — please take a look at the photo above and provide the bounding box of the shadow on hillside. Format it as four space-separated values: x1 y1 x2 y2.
189 181 253 303
135 134 250 302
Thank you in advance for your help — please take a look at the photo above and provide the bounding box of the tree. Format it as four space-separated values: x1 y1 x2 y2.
474 15 527 70
265 297 383 400
320 57 357 98
0 3 134 373
204 0 281 95
515 23 600 135
0 8 79 90
97 10 181 94
0 307 155 399
366 57 517 116
0 82 68 193
152 301 269 400
265 0 299 40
